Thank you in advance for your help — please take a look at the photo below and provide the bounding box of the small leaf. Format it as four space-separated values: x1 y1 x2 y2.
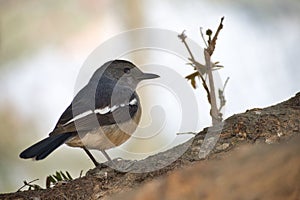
215 65 224 68
190 77 197 89
46 175 56 186
46 176 52 189
54 171 62 181
186 71 200 89
61 171 68 180
33 184 42 190
66 171 73 180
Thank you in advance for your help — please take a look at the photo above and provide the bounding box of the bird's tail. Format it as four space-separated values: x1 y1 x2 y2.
19 133 74 160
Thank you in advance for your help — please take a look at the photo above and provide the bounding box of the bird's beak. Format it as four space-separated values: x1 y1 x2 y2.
139 73 160 80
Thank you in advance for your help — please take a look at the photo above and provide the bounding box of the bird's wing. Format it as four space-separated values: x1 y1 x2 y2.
53 105 138 134
50 83 139 136
51 104 138 136
52 85 94 128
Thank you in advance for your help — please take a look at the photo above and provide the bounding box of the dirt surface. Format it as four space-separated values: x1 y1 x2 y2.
1 92 299 200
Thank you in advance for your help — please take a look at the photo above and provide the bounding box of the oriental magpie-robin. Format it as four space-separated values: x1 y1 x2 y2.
19 60 159 167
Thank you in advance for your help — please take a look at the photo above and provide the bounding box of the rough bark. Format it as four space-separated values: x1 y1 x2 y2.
112 135 300 200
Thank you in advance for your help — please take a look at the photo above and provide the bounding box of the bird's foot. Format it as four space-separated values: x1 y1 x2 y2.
86 158 137 177
106 158 137 172
94 161 109 170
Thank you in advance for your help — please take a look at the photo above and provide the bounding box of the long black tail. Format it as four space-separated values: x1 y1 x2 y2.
19 133 74 160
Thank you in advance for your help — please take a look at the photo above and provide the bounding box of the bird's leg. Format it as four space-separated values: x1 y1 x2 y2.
101 150 112 162
83 147 100 167
101 150 136 172
85 148 136 171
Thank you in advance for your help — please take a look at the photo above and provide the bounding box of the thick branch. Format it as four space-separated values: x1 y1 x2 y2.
2 92 299 199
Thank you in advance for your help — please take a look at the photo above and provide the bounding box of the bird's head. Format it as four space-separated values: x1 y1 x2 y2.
90 60 159 89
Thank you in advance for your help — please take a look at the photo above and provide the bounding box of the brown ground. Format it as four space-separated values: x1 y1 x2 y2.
1 92 299 200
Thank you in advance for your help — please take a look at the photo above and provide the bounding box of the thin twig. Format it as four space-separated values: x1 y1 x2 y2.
179 31 212 104
17 179 40 192
222 77 230 92
200 27 208 48
176 132 197 136
204 50 219 125
218 77 229 114
178 17 225 125
206 16 224 56
178 31 195 62
199 74 211 104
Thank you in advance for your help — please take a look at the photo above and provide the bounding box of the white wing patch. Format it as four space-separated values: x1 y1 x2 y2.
63 110 93 126
110 105 119 112
63 98 137 126
129 98 137 105
95 106 110 114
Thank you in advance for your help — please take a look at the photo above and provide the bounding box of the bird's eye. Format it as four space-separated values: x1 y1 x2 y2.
123 67 131 74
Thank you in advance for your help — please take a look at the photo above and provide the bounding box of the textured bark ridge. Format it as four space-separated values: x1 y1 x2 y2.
112 135 300 200
1 92 299 200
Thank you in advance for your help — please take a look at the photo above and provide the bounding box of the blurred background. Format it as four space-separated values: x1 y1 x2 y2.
1 0 299 193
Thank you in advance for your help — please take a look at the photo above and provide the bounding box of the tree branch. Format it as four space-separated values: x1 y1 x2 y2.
2 93 299 199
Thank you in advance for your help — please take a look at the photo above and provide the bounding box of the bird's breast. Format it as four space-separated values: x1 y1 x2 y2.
65 105 141 150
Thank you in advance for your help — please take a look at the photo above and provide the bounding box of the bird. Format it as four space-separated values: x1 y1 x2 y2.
19 59 159 167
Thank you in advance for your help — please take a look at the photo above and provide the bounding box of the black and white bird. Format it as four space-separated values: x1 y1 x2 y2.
19 60 159 166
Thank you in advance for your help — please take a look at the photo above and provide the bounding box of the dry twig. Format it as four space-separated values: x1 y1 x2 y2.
178 17 227 125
